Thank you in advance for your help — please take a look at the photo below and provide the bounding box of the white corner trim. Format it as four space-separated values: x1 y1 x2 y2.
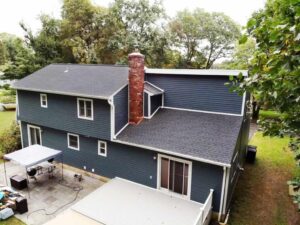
40 93 48 108
240 92 246 116
77 98 94 120
157 154 193 199
108 98 115 140
163 106 242 117
148 93 151 117
19 121 24 148
16 90 19 118
218 166 227 221
114 123 129 139
223 167 231 215
112 139 231 167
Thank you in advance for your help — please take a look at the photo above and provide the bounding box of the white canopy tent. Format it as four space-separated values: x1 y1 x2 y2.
3 145 64 196
4 145 62 168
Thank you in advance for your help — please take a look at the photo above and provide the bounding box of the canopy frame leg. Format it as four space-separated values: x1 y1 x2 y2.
61 154 64 181
25 167 31 199
3 159 8 186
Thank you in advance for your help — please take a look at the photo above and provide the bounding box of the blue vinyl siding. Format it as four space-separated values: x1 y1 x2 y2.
18 90 111 140
114 85 128 134
146 74 243 114
20 121 223 212
150 94 162 115
191 161 223 211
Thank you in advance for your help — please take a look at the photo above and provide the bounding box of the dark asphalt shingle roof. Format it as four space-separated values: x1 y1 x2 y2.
13 64 129 99
117 109 243 165
144 82 164 96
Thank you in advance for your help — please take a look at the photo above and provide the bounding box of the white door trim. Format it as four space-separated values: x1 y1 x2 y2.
157 154 192 199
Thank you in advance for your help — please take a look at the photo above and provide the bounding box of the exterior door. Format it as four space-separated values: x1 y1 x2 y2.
28 125 42 145
159 155 191 197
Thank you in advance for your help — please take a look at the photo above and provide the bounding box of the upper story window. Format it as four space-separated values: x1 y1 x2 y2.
77 98 93 120
98 140 107 157
40 94 47 108
67 133 79 150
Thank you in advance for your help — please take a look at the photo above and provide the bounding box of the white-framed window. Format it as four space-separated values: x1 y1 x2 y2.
67 133 80 150
40 94 47 108
77 98 93 120
98 140 107 157
27 124 42 145
157 154 192 198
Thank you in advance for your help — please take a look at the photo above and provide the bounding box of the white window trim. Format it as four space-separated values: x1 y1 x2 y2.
67 133 80 151
27 124 42 146
157 154 192 199
77 98 94 120
40 94 48 108
98 140 107 157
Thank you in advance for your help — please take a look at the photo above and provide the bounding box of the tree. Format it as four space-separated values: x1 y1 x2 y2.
169 9 240 69
109 0 169 66
231 0 300 195
61 0 102 63
20 14 66 66
0 33 39 80
219 38 256 70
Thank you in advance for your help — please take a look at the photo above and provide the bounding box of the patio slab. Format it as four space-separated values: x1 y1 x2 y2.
0 161 104 225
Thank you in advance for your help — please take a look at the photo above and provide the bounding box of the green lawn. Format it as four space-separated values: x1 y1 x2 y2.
0 217 25 225
0 111 16 134
229 132 300 225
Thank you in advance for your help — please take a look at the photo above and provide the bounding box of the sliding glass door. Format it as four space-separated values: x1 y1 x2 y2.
159 156 191 196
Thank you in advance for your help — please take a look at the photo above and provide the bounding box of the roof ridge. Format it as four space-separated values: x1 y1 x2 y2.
50 63 128 68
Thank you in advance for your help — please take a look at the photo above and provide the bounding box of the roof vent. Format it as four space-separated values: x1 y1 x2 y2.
64 67 69 73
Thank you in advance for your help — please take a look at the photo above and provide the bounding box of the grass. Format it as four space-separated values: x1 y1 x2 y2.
0 111 16 134
259 110 282 120
0 217 25 225
229 132 300 225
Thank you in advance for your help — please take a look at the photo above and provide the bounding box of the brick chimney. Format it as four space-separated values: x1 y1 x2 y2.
128 50 145 125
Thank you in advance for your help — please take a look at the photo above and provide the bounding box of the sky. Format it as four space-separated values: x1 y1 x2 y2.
0 0 266 37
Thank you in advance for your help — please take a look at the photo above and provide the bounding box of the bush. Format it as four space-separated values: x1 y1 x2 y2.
0 122 21 156
259 110 282 120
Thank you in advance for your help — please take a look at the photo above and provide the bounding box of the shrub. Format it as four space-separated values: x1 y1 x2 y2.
0 122 21 156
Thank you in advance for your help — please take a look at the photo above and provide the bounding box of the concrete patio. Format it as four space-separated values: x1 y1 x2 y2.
0 161 104 225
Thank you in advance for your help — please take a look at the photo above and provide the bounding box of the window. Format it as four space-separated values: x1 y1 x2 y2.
158 155 192 197
98 140 107 157
67 133 79 150
77 98 93 120
40 94 47 108
27 125 42 145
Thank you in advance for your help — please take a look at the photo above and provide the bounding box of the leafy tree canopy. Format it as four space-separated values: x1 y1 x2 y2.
232 0 300 148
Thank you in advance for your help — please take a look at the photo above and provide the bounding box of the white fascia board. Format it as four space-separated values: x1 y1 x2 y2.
13 87 109 100
145 69 248 77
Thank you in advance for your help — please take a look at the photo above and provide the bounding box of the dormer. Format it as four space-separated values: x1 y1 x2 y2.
144 82 164 119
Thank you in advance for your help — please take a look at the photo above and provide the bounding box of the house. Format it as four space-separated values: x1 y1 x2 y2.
13 51 250 223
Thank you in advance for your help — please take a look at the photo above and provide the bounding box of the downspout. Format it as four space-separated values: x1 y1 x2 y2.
223 167 231 215
218 166 227 221
108 98 115 140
